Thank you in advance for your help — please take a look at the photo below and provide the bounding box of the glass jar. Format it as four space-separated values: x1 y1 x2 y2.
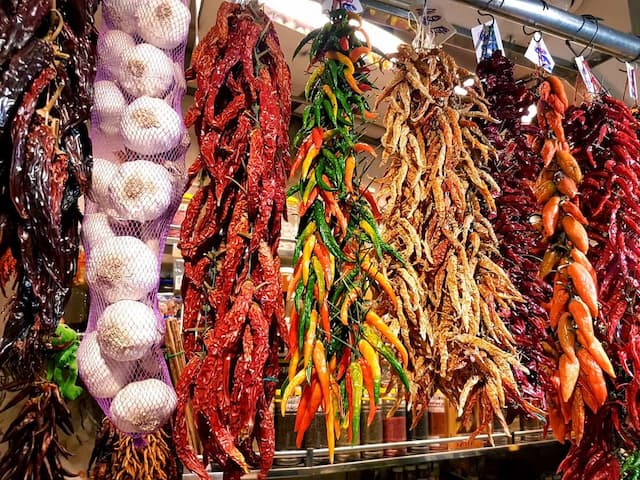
360 397 383 459
405 465 417 480
427 391 448 452
303 412 329 465
417 464 431 480
382 397 407 457
274 389 303 466
335 424 360 462
406 408 429 452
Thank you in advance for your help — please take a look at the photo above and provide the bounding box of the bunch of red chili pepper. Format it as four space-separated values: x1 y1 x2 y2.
476 51 555 413
0 1 97 478
532 77 616 449
174 2 291 479
552 96 640 479
283 9 408 463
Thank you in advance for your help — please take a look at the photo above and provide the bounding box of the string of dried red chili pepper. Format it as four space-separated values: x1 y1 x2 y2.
174 2 291 479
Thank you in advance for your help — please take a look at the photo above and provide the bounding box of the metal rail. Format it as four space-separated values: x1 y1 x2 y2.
182 429 558 479
450 0 640 61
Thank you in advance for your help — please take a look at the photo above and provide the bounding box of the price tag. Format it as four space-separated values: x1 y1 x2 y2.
323 0 363 13
470 20 504 62
575 55 601 95
417 6 455 46
627 62 638 100
524 35 555 73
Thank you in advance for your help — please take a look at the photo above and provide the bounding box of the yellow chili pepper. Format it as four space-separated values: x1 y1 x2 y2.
358 339 381 403
360 256 398 308
288 350 300 382
305 64 325 99
281 369 306 417
303 310 318 370
326 51 364 95
322 84 338 121
365 310 408 369
301 234 316 285
301 144 319 179
312 341 335 463
301 174 317 205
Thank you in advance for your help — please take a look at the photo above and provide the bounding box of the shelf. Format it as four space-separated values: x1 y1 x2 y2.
182 430 560 479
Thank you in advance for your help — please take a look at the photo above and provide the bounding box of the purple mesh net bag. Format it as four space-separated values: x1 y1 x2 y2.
78 0 190 436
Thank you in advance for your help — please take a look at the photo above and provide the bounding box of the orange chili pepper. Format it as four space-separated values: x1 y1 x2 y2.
568 297 595 346
549 279 570 329
559 353 579 402
557 313 576 360
358 357 377 426
287 260 303 300
578 370 600 414
344 156 356 193
562 215 589 254
561 200 588 225
554 173 578 199
320 298 331 342
320 189 348 237
540 138 557 166
576 348 607 408
364 310 408 369
542 195 561 238
570 248 596 288
584 337 615 379
359 186 381 220
566 261 598 317
572 387 585 445
354 143 377 157
349 46 371 63
538 248 561 280
535 180 557 204
548 75 569 109
288 349 300 383
340 287 362 325
360 260 398 309
556 149 583 183
290 136 313 179
303 310 318 369
298 189 319 217
311 127 324 150
295 379 323 448
548 403 566 443
312 341 334 463
336 347 351 381
295 380 312 430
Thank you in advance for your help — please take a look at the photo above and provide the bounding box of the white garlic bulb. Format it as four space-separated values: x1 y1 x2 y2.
97 30 136 78
89 158 119 207
135 0 191 50
102 0 137 34
94 80 126 137
82 212 115 246
109 160 173 222
86 236 159 303
121 97 184 155
110 379 177 434
118 44 174 98
77 332 131 399
97 300 161 361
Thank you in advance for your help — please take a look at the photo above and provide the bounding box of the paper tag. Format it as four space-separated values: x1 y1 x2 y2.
322 0 363 13
575 55 601 95
470 21 504 62
418 7 456 46
627 62 638 100
524 35 555 73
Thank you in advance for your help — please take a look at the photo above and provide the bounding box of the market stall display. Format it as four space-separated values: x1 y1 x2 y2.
284 7 409 465
375 43 534 437
78 0 189 442
174 2 291 478
0 0 97 478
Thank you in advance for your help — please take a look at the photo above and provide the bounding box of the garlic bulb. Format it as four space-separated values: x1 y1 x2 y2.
136 0 191 50
86 236 159 303
110 379 177 434
82 212 115 246
97 300 161 361
121 97 184 155
94 80 126 136
77 332 131 399
118 44 174 98
97 30 136 78
102 0 137 34
89 158 119 207
109 160 173 222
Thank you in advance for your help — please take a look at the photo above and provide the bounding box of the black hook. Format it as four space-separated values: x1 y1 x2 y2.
569 14 601 58
485 0 506 7
522 25 542 42
477 9 495 26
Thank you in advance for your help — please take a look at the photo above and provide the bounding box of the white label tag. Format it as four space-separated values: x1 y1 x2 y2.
524 35 555 73
470 21 505 62
322 0 363 13
575 55 601 95
420 7 456 46
627 62 638 100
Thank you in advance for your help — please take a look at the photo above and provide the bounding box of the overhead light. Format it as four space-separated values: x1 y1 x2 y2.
263 0 404 54
462 77 475 87
453 86 468 96
527 104 538 116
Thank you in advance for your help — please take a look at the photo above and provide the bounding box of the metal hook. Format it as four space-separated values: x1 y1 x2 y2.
522 25 542 42
569 14 601 58
485 0 506 7
477 9 495 26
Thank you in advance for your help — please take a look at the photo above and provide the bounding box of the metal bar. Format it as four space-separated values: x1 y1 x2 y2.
450 0 640 61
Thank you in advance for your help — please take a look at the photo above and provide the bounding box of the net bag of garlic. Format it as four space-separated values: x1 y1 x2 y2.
78 0 190 436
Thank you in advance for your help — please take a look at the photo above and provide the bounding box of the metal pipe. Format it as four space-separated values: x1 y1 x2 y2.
450 0 640 60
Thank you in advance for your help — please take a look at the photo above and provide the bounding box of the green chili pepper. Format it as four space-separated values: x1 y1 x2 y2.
314 161 336 192
330 267 359 306
334 89 353 123
313 102 322 127
312 257 325 303
359 219 383 259
339 376 348 421
293 221 317 263
322 99 338 127
293 27 321 59
361 325 411 392
299 275 316 351
327 58 340 88
349 361 363 444
287 184 301 198
322 149 343 186
313 201 348 261
301 105 312 131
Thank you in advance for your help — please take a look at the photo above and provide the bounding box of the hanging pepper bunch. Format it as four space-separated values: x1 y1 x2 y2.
376 43 533 437
475 51 555 413
0 1 97 479
284 9 408 463
174 2 291 479
551 96 640 479
533 77 615 447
